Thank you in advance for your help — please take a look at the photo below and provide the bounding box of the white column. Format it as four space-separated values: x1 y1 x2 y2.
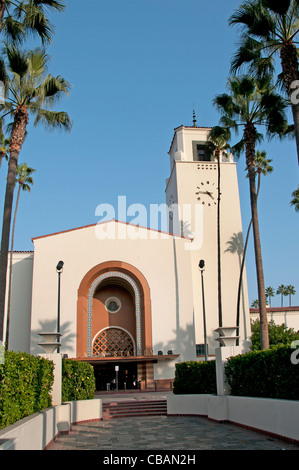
39 353 62 406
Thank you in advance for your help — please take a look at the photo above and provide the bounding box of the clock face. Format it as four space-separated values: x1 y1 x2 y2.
195 181 217 206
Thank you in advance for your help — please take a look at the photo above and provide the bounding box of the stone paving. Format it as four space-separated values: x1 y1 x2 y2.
48 392 299 451
48 415 299 451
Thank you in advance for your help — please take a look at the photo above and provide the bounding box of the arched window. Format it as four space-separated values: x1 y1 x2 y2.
92 327 135 357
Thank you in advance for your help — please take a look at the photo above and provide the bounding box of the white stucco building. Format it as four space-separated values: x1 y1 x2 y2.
5 123 252 390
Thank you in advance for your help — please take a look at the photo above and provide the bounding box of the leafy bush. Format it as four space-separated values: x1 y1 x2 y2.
173 360 216 395
225 346 299 400
62 359 95 401
250 319 299 351
0 351 54 430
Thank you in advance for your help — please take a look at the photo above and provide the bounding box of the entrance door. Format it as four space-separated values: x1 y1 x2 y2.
94 362 138 391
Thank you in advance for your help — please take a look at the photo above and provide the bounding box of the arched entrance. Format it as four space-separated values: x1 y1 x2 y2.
77 261 153 390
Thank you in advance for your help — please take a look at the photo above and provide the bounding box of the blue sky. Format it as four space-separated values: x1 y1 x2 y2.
1 0 298 307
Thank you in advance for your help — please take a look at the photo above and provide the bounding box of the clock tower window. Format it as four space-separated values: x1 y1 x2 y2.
192 141 211 162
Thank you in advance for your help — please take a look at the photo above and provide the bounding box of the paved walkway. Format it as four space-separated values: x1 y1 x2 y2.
48 392 299 451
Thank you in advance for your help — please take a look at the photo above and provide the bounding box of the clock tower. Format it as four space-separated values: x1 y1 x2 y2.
165 122 250 357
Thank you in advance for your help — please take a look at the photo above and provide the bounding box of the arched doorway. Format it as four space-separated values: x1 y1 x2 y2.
76 261 153 390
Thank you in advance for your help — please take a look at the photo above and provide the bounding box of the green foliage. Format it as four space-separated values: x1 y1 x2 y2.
62 359 95 402
251 319 299 350
173 360 216 395
225 346 299 400
0 350 54 430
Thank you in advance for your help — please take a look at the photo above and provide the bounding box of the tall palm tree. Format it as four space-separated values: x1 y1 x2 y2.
277 284 288 307
265 286 275 307
0 0 65 44
0 45 71 343
5 162 35 347
229 0 299 164
213 74 288 349
207 126 231 328
286 284 296 306
232 150 273 343
290 185 299 211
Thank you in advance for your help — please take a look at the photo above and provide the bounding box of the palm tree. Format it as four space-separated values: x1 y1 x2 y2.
229 0 299 164
0 0 65 44
265 286 275 307
277 284 288 307
286 284 296 306
233 150 273 342
213 74 288 349
0 45 71 343
290 185 299 211
5 162 35 347
251 299 259 308
207 125 231 328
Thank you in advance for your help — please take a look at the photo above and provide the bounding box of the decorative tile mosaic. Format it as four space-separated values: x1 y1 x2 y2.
87 271 142 357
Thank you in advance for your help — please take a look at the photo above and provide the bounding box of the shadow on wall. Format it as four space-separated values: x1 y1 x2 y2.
30 319 76 356
8 257 33 352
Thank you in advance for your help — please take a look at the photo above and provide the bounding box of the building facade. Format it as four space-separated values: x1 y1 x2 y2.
5 124 251 390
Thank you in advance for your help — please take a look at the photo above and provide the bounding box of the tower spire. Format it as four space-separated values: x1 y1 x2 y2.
193 109 197 127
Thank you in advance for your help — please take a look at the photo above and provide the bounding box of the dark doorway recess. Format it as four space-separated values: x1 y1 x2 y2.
93 361 138 391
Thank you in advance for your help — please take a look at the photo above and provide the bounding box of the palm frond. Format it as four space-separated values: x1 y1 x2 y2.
261 0 292 17
32 0 66 12
5 44 29 78
229 0 276 38
28 47 49 76
33 74 71 105
23 4 54 43
33 108 72 131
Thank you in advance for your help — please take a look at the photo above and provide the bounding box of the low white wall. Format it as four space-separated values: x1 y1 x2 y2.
167 394 299 444
0 399 102 451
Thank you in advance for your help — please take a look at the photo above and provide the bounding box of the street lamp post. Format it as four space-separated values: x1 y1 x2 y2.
56 261 64 353
199 260 208 361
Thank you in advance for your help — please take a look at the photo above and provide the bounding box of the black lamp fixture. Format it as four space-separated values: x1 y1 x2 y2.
56 260 64 272
198 259 208 361
56 261 64 352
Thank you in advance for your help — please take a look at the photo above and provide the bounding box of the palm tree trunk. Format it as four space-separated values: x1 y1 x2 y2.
280 41 299 165
0 106 28 344
216 150 222 327
0 0 5 33
236 171 262 344
244 123 269 349
5 184 21 348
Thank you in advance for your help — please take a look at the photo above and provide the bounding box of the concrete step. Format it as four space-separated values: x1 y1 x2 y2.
102 399 167 420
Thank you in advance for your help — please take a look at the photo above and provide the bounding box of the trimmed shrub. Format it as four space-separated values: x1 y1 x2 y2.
225 346 299 400
62 359 95 401
0 351 54 430
173 360 216 395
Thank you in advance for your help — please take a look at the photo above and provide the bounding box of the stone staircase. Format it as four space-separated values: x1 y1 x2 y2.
102 399 167 420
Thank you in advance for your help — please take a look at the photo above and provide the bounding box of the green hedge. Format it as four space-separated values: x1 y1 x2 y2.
62 359 95 402
0 351 54 430
225 346 299 400
173 360 217 395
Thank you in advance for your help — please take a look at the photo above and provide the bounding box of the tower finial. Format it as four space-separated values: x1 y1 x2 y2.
193 109 197 127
